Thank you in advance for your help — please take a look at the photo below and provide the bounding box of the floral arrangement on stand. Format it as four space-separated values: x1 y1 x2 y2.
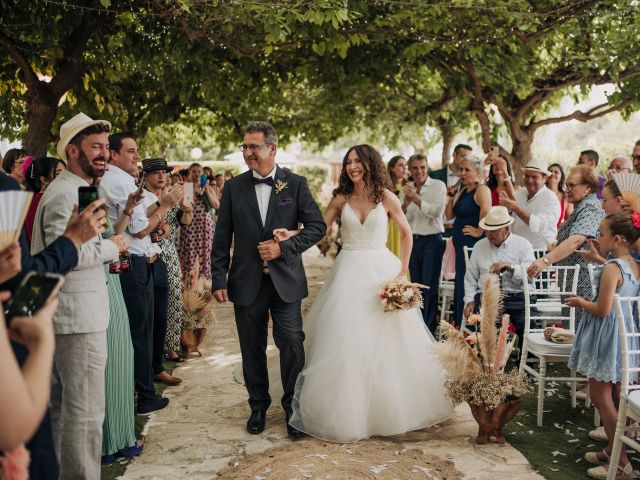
435 273 529 444
181 256 215 358
377 278 427 312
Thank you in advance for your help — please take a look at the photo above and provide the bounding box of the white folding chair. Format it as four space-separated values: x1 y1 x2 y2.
459 246 474 333
608 295 640 479
519 264 586 426
533 248 547 260
437 239 455 338
585 263 601 426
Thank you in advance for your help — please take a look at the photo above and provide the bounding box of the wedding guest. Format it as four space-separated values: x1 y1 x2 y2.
499 158 560 250
143 158 193 365
566 213 640 479
31 113 127 479
632 140 640 174
179 162 219 279
431 144 472 237
386 155 407 258
1 148 28 186
527 165 605 300
486 155 516 206
23 157 67 245
400 154 445 333
578 150 605 198
101 132 179 413
607 155 633 177
547 163 573 227
464 206 535 344
445 157 491 325
0 296 58 452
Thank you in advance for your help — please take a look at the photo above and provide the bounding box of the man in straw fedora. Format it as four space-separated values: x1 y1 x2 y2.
31 112 129 479
463 205 535 347
498 158 561 250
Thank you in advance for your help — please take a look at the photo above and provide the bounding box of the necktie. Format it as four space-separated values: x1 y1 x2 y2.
252 177 274 187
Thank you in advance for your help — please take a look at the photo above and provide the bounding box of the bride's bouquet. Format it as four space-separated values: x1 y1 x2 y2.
377 278 427 312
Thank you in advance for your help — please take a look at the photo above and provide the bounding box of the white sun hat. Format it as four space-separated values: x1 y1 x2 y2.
56 112 111 162
479 206 515 231
524 158 551 176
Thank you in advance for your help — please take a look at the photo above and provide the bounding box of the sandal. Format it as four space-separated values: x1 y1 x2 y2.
587 462 637 480
118 440 144 458
167 351 185 363
585 450 610 466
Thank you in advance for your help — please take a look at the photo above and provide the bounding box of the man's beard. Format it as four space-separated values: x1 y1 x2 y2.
78 149 107 179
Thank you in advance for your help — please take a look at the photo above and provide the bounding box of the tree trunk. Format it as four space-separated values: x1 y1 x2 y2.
23 86 61 157
510 130 534 186
441 126 454 168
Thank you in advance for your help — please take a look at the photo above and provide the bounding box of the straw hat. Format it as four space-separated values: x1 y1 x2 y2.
479 206 515 231
524 158 551 176
56 113 111 162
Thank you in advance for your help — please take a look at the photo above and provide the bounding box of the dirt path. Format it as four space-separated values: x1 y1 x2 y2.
122 249 542 479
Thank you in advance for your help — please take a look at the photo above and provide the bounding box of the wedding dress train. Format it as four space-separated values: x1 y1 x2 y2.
288 201 453 442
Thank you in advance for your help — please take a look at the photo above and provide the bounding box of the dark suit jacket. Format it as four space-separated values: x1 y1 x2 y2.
0 173 78 293
211 167 325 306
429 166 449 186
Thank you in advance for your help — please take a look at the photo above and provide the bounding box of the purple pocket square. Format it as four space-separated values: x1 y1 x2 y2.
277 197 294 207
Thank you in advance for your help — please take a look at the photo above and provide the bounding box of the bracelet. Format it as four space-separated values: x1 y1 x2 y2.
541 256 551 266
123 208 133 217
153 212 163 223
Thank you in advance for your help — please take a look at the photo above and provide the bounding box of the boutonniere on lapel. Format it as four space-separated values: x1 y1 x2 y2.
273 179 288 195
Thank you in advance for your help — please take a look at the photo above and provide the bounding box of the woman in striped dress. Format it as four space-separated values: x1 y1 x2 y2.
101 193 143 461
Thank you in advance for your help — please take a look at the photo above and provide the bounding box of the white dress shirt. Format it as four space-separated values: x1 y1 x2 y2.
463 233 535 304
253 165 277 225
511 186 560 249
99 165 161 257
446 165 460 188
400 177 446 235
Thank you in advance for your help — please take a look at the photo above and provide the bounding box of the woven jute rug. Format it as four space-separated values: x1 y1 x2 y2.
217 440 461 479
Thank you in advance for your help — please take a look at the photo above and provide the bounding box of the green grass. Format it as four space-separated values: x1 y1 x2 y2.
101 361 175 480
505 363 639 480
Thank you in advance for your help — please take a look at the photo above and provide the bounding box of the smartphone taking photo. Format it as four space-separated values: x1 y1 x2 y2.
4 272 64 322
183 182 194 204
78 186 98 212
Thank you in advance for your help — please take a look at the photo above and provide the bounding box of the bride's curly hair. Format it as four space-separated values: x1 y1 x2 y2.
333 144 391 203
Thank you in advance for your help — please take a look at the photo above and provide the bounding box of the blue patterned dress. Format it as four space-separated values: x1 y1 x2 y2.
568 258 640 383
556 193 605 300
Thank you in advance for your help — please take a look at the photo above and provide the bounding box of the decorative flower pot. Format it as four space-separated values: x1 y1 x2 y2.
468 398 522 444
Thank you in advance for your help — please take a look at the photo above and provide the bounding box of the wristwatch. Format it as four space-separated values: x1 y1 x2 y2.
155 200 161 208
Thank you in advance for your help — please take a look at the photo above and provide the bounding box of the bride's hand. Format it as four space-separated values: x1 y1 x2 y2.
273 228 298 242
395 270 409 280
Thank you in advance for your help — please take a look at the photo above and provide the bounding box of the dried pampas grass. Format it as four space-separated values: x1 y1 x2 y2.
436 321 483 381
479 274 501 370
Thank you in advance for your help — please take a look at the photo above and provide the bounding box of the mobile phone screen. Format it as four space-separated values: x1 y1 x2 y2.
4 273 63 321
200 174 208 188
78 186 98 212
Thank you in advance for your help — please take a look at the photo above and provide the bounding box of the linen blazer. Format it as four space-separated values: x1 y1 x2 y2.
31 170 119 334
211 167 325 306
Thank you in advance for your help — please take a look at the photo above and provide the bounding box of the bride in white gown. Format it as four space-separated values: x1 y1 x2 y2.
282 144 453 443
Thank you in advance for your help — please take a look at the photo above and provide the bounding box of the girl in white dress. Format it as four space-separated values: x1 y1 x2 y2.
282 144 453 442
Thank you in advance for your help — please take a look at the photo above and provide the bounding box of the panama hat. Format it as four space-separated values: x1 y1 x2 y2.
479 206 515 231
524 158 551 176
56 112 111 162
142 157 174 174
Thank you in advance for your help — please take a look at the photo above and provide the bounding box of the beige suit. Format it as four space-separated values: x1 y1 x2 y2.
31 169 119 479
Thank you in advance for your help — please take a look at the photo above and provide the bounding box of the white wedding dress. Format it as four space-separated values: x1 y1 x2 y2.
288 201 454 442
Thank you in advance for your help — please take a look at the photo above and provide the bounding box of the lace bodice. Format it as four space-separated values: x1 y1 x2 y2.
340 202 388 250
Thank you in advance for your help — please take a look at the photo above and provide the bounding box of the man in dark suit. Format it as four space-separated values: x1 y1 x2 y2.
211 121 325 438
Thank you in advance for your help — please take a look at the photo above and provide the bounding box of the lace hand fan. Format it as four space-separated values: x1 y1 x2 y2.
0 190 33 251
611 173 640 211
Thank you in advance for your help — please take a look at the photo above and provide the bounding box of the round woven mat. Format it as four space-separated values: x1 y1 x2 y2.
218 441 460 479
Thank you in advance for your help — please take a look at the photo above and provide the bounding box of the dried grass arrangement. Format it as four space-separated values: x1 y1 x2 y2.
435 274 528 410
181 257 215 357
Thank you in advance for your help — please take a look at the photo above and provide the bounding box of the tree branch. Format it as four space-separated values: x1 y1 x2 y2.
530 99 632 130
0 30 40 89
